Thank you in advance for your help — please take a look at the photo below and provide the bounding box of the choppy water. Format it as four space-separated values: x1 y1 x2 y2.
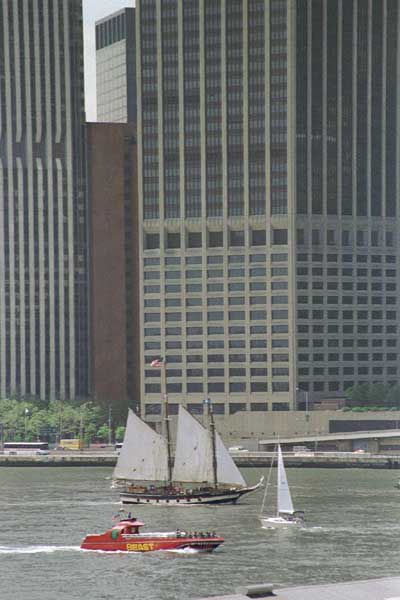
1 466 400 599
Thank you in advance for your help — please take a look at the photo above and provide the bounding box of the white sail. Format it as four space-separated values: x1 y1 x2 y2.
113 409 169 482
172 405 246 487
172 405 213 483
215 433 246 487
277 444 294 514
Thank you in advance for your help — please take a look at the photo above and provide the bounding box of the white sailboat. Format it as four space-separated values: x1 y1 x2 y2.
114 404 263 506
259 444 304 528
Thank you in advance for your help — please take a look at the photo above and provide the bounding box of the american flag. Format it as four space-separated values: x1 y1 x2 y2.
150 357 165 367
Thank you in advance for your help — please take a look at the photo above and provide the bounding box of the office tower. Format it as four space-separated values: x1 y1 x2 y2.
136 0 400 422
96 8 136 123
87 122 140 419
0 0 89 401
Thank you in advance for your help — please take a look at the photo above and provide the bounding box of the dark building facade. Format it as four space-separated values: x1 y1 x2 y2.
0 0 89 401
87 123 139 418
96 8 136 123
136 0 400 420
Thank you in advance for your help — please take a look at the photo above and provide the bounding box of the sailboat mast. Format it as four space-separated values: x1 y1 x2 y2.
207 399 218 487
162 363 173 484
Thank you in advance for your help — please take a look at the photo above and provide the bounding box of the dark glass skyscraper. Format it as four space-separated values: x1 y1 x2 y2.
136 0 400 420
0 0 89 400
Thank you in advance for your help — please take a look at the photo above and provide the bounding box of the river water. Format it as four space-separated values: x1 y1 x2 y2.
1 466 400 600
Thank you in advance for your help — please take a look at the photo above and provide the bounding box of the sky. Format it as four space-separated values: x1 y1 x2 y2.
83 0 135 121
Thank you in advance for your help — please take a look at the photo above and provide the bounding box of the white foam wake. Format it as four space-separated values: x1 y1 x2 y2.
0 545 81 554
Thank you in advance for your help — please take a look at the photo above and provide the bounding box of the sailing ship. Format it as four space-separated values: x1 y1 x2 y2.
113 401 263 506
259 444 304 528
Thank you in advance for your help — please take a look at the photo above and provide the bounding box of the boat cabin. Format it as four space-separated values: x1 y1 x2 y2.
113 519 145 536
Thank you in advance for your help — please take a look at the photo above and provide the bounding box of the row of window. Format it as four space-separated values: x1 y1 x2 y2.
144 253 280 266
145 296 285 307
298 324 397 334
297 253 396 263
298 281 395 291
299 380 397 393
144 229 287 249
298 352 398 362
144 381 287 394
145 282 277 294
297 228 395 247
144 310 289 322
298 310 397 320
144 267 288 280
299 366 397 376
144 402 288 416
297 267 396 277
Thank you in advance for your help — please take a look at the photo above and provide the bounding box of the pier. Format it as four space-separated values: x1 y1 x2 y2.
196 576 400 600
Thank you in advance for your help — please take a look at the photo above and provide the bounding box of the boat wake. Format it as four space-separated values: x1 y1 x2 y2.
0 545 81 554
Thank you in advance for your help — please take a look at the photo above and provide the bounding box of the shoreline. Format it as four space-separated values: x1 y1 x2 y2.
1 451 400 469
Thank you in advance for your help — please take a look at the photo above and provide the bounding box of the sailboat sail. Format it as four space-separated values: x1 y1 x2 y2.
113 408 169 482
215 432 246 487
172 405 213 483
277 445 294 514
172 405 246 487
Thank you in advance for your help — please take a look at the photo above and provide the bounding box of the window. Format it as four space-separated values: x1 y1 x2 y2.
250 282 267 291
229 325 245 334
312 229 320 245
208 382 225 392
251 382 268 392
208 311 224 321
272 382 289 392
144 403 162 414
229 230 245 247
208 230 223 247
342 230 350 246
208 255 223 265
229 403 246 414
273 229 288 245
229 310 245 320
208 283 224 292
167 232 180 248
356 230 365 246
165 257 180 265
228 255 245 264
186 256 202 264
251 229 266 246
187 368 203 377
144 271 160 280
188 231 202 248
166 284 181 293
297 229 305 245
144 327 160 336
145 233 159 249
187 312 202 321
327 229 336 245
187 382 203 393
144 285 160 294
145 384 161 394
208 367 224 376
230 382 246 392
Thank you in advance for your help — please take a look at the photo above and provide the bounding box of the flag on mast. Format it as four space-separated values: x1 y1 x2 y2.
150 357 165 368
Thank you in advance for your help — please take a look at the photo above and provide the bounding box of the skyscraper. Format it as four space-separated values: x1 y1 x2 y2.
87 122 139 419
136 0 400 422
0 0 89 401
96 8 136 123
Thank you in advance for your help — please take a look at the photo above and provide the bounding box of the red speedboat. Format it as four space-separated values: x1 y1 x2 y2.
81 517 224 553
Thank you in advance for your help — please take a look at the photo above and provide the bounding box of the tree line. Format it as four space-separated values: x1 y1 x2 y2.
345 383 400 411
0 398 126 445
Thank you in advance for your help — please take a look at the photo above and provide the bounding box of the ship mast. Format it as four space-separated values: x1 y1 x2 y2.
206 398 218 487
162 362 173 484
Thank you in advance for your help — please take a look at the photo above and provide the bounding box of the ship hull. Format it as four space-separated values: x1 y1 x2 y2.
81 533 223 552
119 483 261 506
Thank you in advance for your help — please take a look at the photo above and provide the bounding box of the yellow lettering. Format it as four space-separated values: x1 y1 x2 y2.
126 542 155 552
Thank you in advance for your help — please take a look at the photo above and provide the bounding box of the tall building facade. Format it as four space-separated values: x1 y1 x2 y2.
136 0 400 421
96 8 136 123
87 122 139 419
0 0 89 401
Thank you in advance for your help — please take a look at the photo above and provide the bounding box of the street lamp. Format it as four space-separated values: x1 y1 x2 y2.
296 387 310 426
24 408 30 440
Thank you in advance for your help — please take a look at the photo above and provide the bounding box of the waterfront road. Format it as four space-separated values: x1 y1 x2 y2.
1 449 400 468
